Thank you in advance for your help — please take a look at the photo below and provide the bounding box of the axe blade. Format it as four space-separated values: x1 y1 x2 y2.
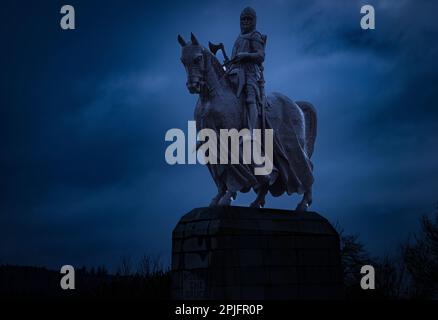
208 41 222 55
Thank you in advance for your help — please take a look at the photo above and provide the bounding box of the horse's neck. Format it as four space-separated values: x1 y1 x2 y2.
202 56 229 99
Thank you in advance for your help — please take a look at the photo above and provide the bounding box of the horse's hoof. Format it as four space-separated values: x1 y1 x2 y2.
209 196 222 207
209 200 218 207
250 199 265 208
295 203 309 211
209 196 221 207
218 198 231 206
218 192 233 206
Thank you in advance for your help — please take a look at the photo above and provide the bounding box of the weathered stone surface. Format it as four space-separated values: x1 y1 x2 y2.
171 206 343 300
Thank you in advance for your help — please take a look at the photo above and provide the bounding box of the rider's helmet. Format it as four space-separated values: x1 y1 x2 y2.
240 6 257 34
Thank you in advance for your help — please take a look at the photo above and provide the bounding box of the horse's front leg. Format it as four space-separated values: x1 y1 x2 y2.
250 172 274 208
296 188 313 211
217 190 237 206
250 184 268 208
210 186 226 207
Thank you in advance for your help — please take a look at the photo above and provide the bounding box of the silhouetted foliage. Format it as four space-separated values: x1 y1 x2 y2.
0 255 170 299
337 227 374 298
338 226 409 299
403 208 438 298
117 256 133 277
374 256 410 299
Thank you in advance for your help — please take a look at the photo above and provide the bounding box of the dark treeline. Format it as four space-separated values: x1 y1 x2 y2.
340 206 438 299
0 255 171 299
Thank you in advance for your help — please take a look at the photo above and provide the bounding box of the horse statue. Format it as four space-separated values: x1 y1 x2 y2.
178 33 317 211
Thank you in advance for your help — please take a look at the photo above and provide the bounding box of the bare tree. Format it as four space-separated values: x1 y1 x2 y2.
117 256 133 277
137 255 152 277
403 208 438 298
337 224 408 299
375 255 410 299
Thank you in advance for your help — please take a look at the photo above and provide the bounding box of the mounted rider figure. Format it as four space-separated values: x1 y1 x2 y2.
227 6 267 133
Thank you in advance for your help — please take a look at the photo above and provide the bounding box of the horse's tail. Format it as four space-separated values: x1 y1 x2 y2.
296 101 317 158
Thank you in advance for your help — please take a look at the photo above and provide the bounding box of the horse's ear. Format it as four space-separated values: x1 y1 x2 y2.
177 34 186 47
190 32 199 45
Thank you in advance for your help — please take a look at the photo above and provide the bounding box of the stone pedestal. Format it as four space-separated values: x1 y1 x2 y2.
171 206 343 300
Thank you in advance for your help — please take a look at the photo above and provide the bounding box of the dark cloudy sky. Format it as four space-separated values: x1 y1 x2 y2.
1 0 437 271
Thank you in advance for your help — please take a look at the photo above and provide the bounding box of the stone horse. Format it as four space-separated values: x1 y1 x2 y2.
178 33 317 211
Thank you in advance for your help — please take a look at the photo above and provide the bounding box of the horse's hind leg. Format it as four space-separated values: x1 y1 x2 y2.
296 188 313 211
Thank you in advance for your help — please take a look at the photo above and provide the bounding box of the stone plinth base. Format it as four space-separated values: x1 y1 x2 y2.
171 206 343 300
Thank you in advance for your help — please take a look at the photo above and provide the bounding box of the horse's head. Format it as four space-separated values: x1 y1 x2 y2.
178 33 207 94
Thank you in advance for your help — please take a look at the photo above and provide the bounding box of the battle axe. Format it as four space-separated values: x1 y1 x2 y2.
208 42 230 64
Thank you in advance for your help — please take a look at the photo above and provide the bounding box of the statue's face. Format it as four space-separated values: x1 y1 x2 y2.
240 14 255 34
180 45 205 94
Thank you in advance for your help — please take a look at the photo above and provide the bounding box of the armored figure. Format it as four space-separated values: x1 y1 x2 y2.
228 6 267 132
